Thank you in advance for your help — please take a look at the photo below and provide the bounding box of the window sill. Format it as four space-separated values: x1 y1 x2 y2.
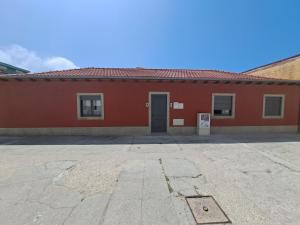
77 117 104 120
262 116 284 119
212 115 235 119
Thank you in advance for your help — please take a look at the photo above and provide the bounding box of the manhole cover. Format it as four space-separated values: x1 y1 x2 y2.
186 196 231 224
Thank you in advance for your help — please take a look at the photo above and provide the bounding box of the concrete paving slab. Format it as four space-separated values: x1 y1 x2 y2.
113 179 143 200
170 195 197 225
64 194 110 225
117 170 144 181
188 152 287 225
143 178 170 200
0 182 31 204
0 201 71 225
144 159 165 179
168 177 200 197
162 158 201 178
102 199 142 225
38 185 83 209
142 198 180 225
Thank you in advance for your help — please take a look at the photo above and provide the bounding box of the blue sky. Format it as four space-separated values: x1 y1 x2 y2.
1 0 300 72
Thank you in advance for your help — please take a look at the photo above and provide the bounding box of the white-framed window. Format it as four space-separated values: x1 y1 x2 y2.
77 93 104 120
212 93 235 118
263 94 285 119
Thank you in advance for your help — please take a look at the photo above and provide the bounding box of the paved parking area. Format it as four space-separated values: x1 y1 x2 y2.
0 134 299 225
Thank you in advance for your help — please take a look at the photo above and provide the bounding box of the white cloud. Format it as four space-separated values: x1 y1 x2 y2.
0 45 78 72
44 57 78 71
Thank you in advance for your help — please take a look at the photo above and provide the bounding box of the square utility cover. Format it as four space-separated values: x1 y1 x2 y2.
186 196 230 224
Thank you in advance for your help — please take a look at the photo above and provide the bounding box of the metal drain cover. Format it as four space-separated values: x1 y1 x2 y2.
186 196 230 224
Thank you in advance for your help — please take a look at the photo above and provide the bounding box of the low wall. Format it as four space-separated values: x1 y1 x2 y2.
0 127 149 136
0 125 298 136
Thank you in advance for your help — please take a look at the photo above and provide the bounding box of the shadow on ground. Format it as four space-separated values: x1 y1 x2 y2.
0 133 300 145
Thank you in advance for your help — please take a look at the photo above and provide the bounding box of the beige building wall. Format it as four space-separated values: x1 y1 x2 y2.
245 56 300 80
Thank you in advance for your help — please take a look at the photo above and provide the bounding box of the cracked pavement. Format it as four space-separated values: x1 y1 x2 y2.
0 134 299 225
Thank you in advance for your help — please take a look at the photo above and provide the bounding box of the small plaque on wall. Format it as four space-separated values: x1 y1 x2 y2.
173 102 184 109
173 119 184 126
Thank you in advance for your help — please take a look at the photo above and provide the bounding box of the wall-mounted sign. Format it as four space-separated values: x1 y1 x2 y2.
173 119 184 126
173 102 184 109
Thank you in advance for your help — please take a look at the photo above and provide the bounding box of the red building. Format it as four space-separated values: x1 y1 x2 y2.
0 68 299 135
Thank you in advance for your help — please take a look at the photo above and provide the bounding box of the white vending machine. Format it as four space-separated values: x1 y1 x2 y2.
197 113 211 136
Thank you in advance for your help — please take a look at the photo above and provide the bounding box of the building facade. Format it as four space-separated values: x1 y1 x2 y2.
0 68 299 135
245 54 300 80
0 62 30 74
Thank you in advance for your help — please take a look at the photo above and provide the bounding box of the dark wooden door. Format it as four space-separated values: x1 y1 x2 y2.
151 94 168 133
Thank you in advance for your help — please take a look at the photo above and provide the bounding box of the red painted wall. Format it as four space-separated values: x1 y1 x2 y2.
0 80 299 128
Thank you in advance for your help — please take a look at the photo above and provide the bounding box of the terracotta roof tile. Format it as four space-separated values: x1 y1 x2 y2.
0 67 283 81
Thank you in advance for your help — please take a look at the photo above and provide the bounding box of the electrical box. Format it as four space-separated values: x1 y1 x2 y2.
197 113 210 135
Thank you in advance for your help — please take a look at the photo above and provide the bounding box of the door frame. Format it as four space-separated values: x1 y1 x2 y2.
148 92 170 133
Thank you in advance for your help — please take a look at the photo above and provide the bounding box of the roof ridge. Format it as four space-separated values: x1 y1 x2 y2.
30 67 244 75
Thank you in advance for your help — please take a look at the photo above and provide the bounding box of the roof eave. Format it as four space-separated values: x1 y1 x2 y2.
0 75 299 84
